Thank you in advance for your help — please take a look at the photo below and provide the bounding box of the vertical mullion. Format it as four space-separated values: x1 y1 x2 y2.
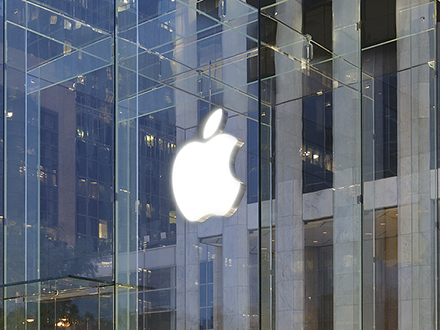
113 0 118 328
2 0 6 327
136 0 140 328
24 0 28 284
434 2 439 328
24 2 28 328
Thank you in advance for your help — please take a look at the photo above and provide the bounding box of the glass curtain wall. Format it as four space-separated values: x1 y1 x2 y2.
2 0 262 328
3 0 115 328
116 0 260 329
0 0 439 329
259 0 439 330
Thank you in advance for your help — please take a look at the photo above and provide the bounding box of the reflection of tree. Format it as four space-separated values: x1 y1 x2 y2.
19 301 101 330
40 300 79 329
4 306 26 330
3 297 114 329
5 226 97 282
40 227 96 278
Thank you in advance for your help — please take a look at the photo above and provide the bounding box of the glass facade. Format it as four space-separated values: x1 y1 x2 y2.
0 0 439 329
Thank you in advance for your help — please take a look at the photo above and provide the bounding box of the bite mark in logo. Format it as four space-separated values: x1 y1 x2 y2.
172 109 246 222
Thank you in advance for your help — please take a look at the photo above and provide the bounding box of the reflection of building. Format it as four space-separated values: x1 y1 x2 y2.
138 113 176 249
74 69 115 255
35 68 115 280
0 0 439 329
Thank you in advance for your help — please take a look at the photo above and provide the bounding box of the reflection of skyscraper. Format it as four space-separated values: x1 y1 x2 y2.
40 108 59 230
39 108 61 279
138 112 177 249
74 68 114 255
38 67 114 279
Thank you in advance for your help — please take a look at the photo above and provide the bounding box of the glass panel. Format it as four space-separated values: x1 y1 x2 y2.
115 0 138 327
5 0 115 283
262 0 438 329
258 0 359 329
331 0 362 326
304 219 333 329
2 0 438 329
3 277 114 329
3 0 115 328
116 0 261 328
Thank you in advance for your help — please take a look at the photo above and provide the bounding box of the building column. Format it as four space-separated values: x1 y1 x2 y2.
396 2 436 330
221 114 250 330
273 1 305 328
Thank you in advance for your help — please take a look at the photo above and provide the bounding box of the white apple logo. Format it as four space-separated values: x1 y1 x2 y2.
172 109 246 222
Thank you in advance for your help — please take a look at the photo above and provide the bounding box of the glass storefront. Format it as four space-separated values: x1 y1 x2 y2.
0 0 439 329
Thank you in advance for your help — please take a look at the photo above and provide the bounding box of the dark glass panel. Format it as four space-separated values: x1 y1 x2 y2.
304 218 334 330
374 208 398 329
207 307 214 329
249 230 258 329
361 0 396 48
200 261 207 285
207 261 213 283
303 0 333 60
144 290 173 312
200 308 207 330
144 267 173 290
362 42 397 78
200 285 207 307
247 119 259 203
303 92 333 193
143 311 174 330
373 74 398 179
207 284 213 306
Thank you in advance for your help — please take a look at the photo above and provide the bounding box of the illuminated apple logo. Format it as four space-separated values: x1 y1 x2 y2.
172 109 246 222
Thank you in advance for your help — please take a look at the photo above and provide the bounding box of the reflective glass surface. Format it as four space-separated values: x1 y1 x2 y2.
1 0 440 329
